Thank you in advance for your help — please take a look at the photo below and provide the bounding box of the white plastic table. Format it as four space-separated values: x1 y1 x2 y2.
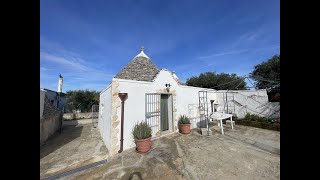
210 112 234 135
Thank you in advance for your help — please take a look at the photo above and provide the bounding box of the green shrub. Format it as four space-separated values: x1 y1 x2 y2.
243 113 275 123
178 115 190 124
236 120 280 131
132 121 152 140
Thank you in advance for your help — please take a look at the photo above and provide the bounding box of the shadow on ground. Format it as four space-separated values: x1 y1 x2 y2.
66 124 279 180
40 125 83 159
40 123 109 179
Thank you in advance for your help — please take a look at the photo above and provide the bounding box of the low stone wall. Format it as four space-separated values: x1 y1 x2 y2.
63 112 99 120
40 96 62 145
62 118 98 126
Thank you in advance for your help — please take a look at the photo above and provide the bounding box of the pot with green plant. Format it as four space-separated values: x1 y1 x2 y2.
178 115 191 134
132 121 152 153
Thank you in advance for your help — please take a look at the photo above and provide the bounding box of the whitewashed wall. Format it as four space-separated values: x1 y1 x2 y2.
99 69 279 152
176 85 216 128
114 70 218 151
116 79 151 150
215 89 278 119
98 84 112 150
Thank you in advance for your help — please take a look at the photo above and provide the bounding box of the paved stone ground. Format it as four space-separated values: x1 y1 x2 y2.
40 123 109 179
63 123 280 180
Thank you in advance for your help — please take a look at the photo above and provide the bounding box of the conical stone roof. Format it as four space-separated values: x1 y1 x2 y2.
114 48 159 82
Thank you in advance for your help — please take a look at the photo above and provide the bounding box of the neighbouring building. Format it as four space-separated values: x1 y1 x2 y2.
40 74 66 112
98 48 278 155
40 75 66 145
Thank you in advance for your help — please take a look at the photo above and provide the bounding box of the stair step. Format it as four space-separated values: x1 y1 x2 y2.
201 128 212 136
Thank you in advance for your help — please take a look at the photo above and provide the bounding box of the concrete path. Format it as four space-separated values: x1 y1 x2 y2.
40 124 109 179
211 122 280 155
64 124 280 180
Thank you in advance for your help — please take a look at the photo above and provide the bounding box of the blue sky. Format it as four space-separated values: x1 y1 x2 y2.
40 0 280 92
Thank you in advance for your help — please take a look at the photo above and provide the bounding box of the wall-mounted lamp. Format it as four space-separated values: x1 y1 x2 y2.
165 83 171 92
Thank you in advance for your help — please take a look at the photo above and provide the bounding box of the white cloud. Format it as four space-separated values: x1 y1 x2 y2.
40 66 48 71
198 49 249 59
40 38 115 91
40 51 91 71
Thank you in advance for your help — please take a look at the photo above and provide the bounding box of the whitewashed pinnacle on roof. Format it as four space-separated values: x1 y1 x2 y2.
134 47 150 59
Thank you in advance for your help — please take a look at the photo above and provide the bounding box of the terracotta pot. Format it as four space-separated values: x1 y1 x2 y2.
135 137 152 153
179 123 191 134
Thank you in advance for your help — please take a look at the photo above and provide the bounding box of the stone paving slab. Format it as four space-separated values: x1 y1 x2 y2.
65 125 280 180
40 124 109 179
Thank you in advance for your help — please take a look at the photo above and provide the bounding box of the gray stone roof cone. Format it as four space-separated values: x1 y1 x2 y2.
114 47 160 82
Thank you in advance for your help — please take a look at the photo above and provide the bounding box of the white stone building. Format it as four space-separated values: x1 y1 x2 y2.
98 48 277 155
40 75 66 112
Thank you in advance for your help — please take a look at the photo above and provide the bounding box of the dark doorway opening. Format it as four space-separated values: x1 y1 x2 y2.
160 94 169 131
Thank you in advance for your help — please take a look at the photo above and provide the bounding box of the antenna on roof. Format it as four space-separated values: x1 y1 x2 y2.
140 46 144 52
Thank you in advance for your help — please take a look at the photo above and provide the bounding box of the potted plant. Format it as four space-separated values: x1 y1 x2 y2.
178 115 191 134
132 121 152 153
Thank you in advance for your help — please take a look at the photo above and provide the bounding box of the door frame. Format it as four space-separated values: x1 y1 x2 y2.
145 93 173 138
160 93 173 135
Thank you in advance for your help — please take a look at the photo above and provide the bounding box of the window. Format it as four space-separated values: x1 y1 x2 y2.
51 100 54 104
